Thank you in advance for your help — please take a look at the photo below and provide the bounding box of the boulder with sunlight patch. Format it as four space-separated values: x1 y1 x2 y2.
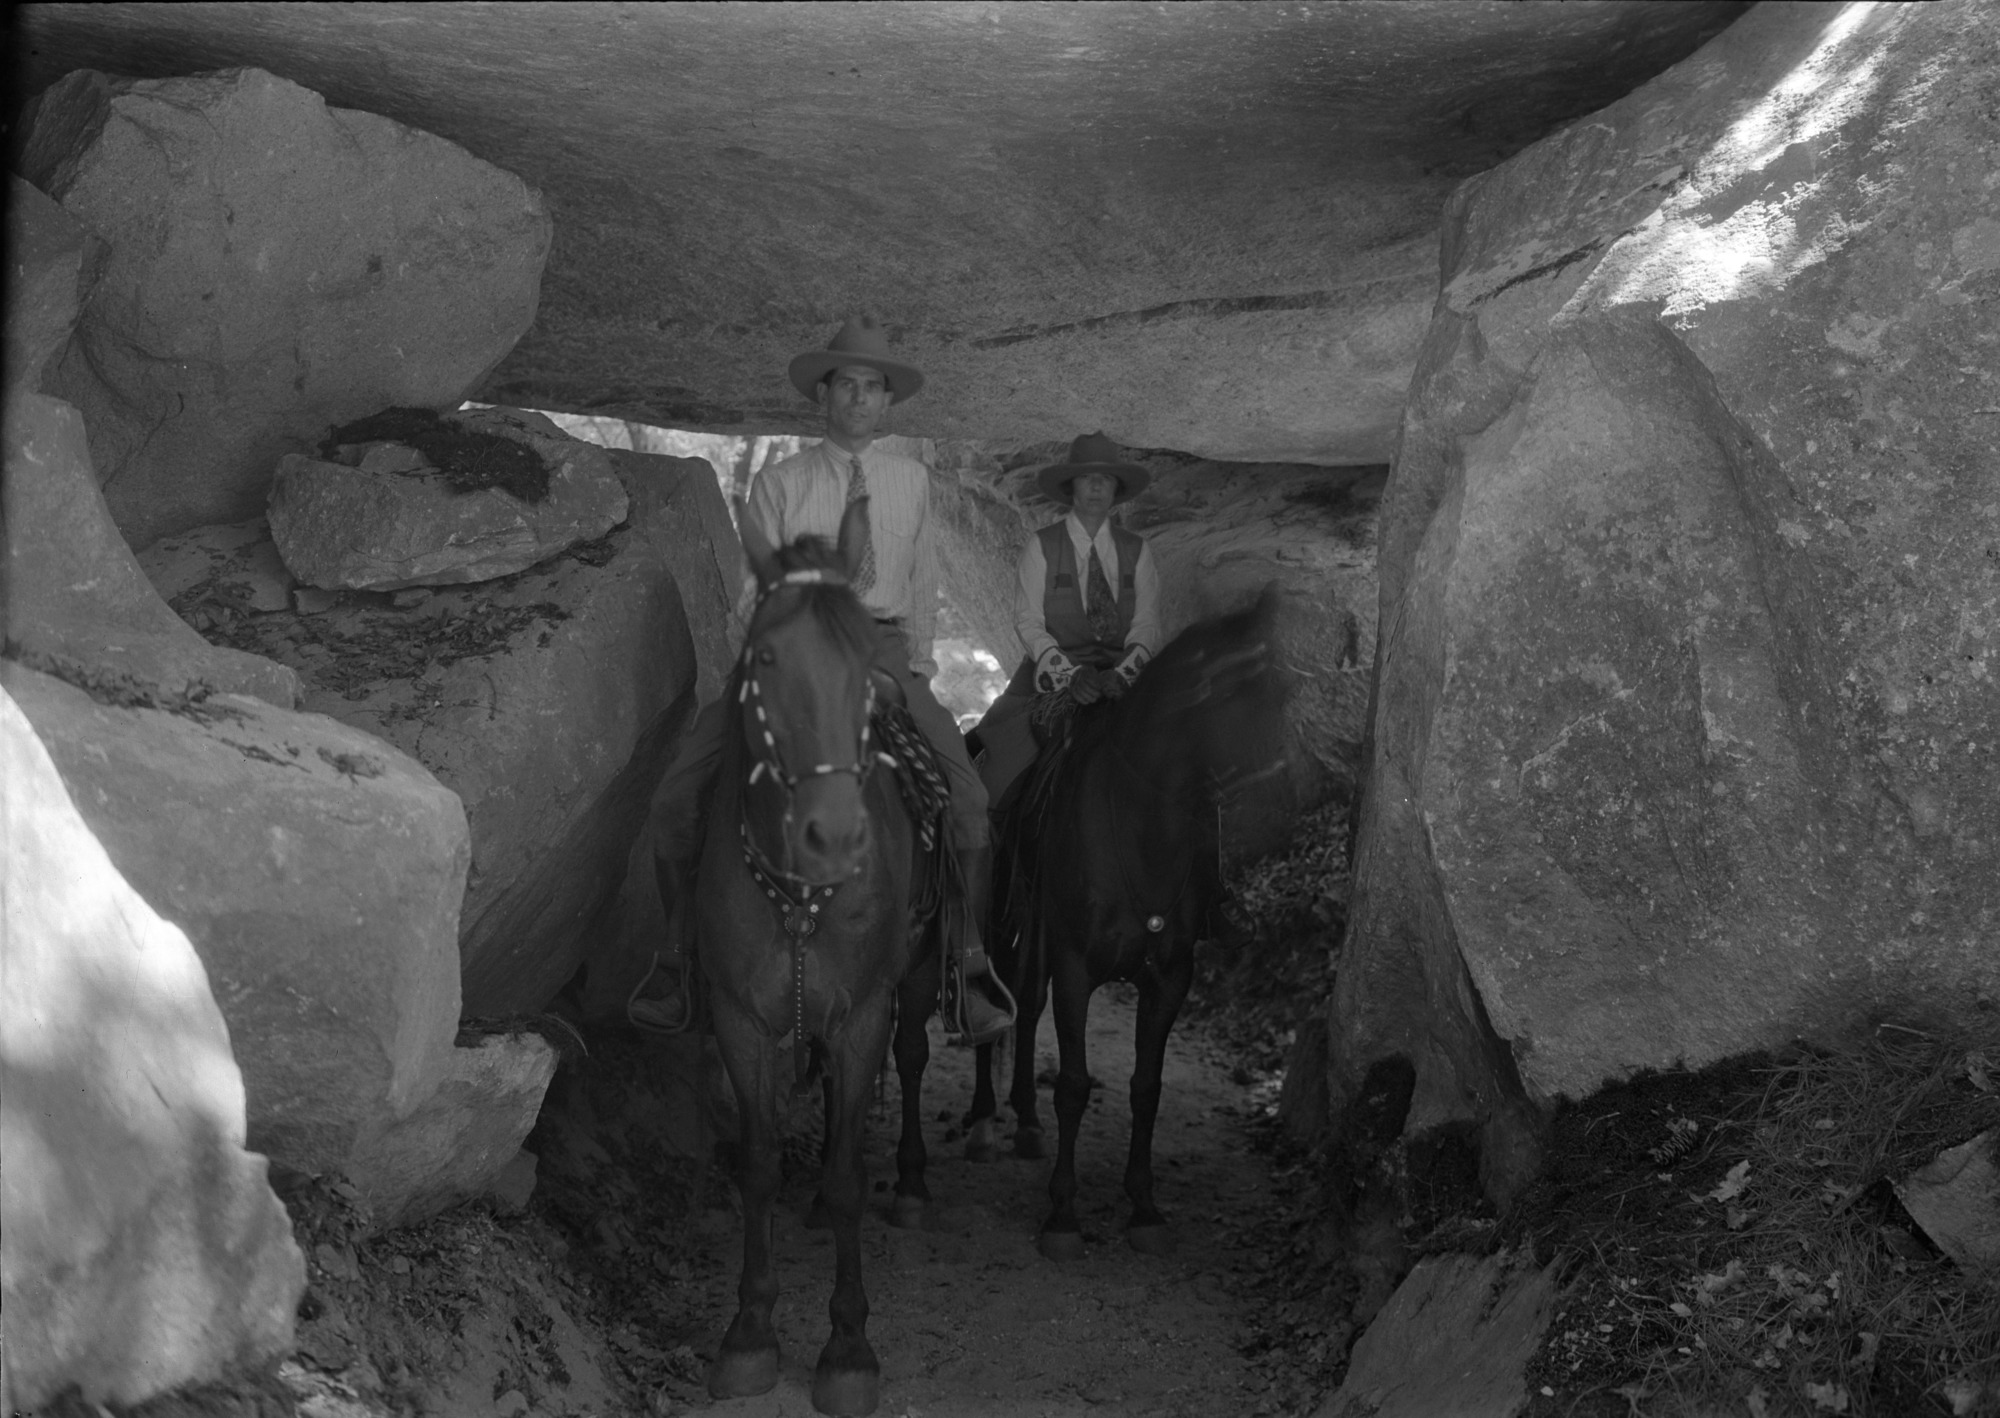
0 686 305 1410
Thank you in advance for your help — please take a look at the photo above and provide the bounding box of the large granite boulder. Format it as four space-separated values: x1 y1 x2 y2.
209 434 741 1017
4 174 101 395
1 686 305 1411
5 390 301 710
2 660 469 1179
15 66 550 548
1331 0 2000 1192
267 407 630 590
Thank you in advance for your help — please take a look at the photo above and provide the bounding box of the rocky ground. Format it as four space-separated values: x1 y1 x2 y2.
27 794 1996 1418
34 967 1343 1418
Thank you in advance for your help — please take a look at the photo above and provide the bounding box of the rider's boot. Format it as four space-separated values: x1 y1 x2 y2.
627 851 699 1035
946 844 1016 1047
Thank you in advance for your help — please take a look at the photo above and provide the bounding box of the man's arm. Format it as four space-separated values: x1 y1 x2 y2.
905 473 939 678
744 459 787 552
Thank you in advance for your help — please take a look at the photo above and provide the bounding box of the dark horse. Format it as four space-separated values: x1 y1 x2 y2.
967 584 1288 1259
697 499 949 1417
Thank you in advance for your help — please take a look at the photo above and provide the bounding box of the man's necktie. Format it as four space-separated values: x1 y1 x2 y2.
846 456 876 597
1086 543 1118 643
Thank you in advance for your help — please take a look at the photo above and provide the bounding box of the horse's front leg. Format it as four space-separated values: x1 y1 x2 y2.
814 1002 894 1416
1125 947 1193 1255
1038 947 1095 1261
964 1040 1004 1162
890 964 933 1227
708 1002 784 1399
1009 925 1052 1160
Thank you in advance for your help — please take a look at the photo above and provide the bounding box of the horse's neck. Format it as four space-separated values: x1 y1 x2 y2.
1095 694 1202 813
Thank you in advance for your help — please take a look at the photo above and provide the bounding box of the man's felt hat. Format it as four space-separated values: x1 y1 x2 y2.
1036 432 1152 505
788 315 926 404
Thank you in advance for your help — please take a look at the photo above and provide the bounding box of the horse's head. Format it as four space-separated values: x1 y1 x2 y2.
1128 582 1291 799
734 497 882 885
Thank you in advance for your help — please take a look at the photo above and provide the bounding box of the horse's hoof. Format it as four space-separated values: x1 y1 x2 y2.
964 1118 1002 1163
889 1194 926 1230
811 1364 880 1416
709 1345 780 1399
1037 1227 1086 1262
804 1195 834 1231
1013 1127 1046 1161
1127 1223 1176 1256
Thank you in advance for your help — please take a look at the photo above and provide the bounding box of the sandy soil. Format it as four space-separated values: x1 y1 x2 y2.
655 981 1283 1418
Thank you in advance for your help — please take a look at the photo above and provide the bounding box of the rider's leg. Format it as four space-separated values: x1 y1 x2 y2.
972 692 1038 808
628 696 728 1033
891 654 1015 1046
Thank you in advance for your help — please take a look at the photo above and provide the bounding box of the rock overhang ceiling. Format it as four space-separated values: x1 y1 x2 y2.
11 0 1749 462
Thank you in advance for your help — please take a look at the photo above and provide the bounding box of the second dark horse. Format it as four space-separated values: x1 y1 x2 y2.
968 585 1289 1258
696 500 949 1417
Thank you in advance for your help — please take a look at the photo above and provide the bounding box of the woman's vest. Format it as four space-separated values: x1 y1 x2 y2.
1005 520 1144 695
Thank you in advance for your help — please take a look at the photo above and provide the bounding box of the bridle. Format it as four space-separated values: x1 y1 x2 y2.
737 567 880 890
734 566 886 1090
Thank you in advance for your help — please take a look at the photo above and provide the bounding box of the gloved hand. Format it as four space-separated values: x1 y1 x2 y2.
1069 665 1105 704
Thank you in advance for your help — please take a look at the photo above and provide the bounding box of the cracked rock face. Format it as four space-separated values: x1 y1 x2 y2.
15 2 1745 466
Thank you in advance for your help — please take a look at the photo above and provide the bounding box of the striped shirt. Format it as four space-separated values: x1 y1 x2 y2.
745 439 940 676
1014 512 1161 665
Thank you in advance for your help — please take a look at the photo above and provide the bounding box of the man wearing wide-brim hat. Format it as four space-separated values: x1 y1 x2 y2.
971 431 1162 810
630 315 1015 1045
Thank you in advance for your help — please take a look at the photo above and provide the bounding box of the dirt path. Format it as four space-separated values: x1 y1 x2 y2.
665 983 1282 1418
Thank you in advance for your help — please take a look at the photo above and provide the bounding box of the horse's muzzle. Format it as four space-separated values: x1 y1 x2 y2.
793 777 871 882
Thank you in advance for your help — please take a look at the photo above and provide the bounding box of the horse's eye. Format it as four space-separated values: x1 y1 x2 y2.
757 647 776 666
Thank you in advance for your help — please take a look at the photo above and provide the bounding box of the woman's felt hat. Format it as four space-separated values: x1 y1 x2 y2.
787 315 926 404
1035 432 1151 505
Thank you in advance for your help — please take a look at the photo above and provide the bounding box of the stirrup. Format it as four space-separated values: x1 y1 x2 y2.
944 963 1017 1048
626 951 695 1036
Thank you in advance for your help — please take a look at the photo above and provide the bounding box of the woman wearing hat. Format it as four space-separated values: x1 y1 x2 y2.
973 432 1161 810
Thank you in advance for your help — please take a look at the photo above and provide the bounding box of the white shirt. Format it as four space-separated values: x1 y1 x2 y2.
745 439 940 676
1014 512 1161 668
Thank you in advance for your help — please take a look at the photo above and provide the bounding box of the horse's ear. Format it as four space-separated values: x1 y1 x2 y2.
836 496 872 583
738 498 779 585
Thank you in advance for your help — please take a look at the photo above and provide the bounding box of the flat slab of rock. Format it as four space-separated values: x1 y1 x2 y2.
1318 1252 1556 1418
16 66 550 548
267 408 628 591
2 684 305 1410
1895 1129 2000 1283
3 660 468 1182
140 517 298 621
5 390 300 710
